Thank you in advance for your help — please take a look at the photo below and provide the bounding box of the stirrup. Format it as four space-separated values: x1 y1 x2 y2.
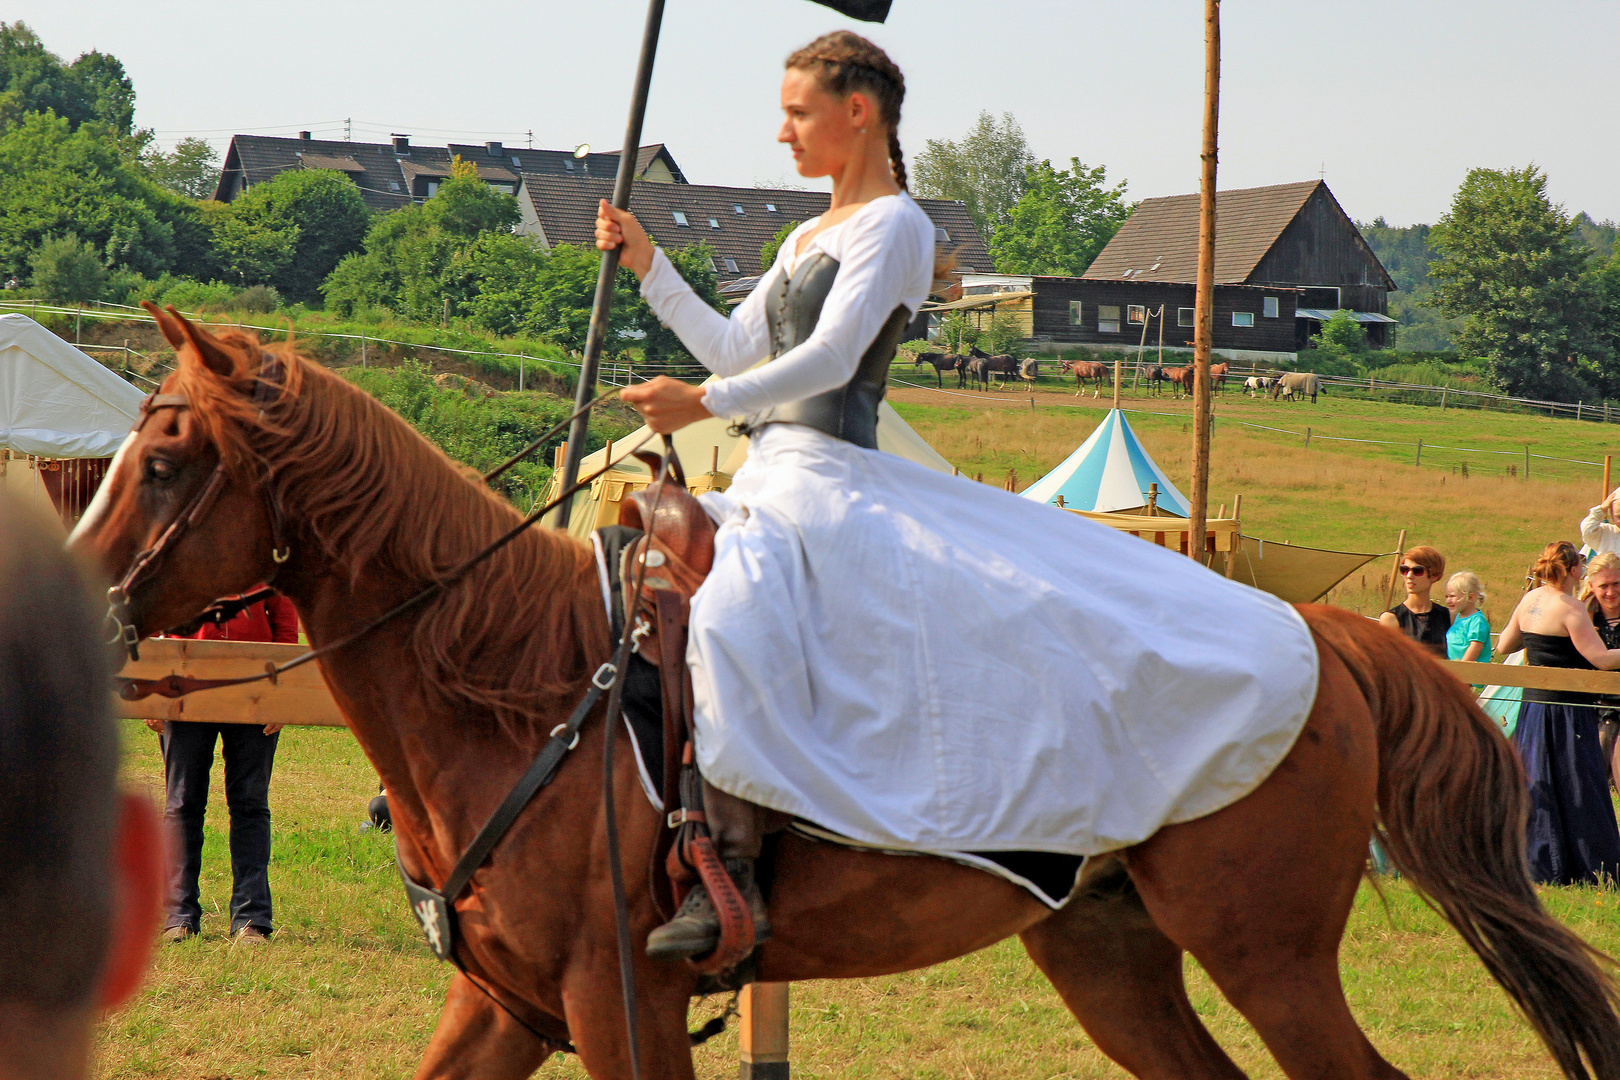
645 859 771 964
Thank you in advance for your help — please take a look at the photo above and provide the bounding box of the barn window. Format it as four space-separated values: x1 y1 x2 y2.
1097 305 1121 334
724 257 740 273
1068 301 1082 326
672 211 690 227
1263 296 1280 318
1232 311 1255 328
1127 305 1146 325
1178 307 1194 327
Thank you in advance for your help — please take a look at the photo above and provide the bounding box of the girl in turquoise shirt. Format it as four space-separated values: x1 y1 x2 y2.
1445 571 1492 664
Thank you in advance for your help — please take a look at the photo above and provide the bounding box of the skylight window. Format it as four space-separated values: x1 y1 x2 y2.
672 210 689 227
935 227 950 243
565 159 575 171
723 257 740 273
709 218 720 228
766 203 777 213
733 204 744 214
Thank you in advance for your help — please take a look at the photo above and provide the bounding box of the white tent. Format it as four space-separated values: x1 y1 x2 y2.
0 313 144 458
546 397 954 541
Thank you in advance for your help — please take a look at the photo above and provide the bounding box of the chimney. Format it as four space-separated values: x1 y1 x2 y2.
485 140 503 157
299 130 312 141
391 134 410 156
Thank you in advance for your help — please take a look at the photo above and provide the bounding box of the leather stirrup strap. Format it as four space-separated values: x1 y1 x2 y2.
685 834 754 975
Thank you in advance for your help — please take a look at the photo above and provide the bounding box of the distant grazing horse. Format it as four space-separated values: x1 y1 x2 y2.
968 348 1019 389
71 305 1620 1080
1209 361 1230 393
1061 359 1110 397
912 351 962 389
1143 366 1168 395
1272 371 1322 403
1244 376 1274 397
1018 357 1040 388
964 356 990 390
1163 366 1197 398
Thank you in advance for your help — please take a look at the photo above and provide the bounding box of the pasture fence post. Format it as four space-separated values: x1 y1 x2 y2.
1525 444 1531 481
738 982 790 1080
1440 388 1447 411
1384 529 1407 608
1579 402 1584 422
1304 426 1311 448
1415 439 1422 467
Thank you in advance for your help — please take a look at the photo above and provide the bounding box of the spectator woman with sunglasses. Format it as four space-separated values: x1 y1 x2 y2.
1378 545 1451 657
1497 541 1620 885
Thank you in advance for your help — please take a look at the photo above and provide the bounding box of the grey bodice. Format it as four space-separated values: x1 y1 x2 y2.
738 252 910 450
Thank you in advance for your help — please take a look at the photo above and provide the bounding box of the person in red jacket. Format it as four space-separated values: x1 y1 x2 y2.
151 589 298 945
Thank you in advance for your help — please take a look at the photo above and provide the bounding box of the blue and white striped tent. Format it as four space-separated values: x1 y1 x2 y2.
1020 409 1190 516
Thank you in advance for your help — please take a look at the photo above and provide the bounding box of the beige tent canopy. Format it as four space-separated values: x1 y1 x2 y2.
1209 535 1387 605
541 398 953 541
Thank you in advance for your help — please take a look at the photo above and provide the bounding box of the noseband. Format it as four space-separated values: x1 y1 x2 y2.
104 364 292 663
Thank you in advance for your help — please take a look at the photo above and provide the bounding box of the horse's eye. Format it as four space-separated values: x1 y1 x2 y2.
145 457 178 484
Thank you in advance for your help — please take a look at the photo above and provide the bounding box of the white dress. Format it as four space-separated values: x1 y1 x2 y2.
638 192 1319 859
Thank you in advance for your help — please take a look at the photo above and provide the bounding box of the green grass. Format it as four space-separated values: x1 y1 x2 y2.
104 718 1620 1078
888 379 1620 629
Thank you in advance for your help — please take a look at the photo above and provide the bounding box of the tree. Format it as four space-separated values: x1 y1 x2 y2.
144 137 220 200
0 112 215 281
988 158 1131 276
0 23 135 134
911 111 1035 241
28 234 107 301
215 168 369 300
760 219 800 269
1429 165 1600 396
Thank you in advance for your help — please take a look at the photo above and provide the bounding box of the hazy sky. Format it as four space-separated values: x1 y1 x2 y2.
23 1 1620 226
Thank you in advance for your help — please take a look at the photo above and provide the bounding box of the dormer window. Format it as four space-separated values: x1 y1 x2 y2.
733 204 744 214
672 211 689 227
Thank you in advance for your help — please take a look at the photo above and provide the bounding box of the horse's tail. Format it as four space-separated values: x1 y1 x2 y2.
1304 605 1620 1079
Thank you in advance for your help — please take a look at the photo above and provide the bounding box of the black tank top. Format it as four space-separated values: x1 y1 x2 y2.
1521 631 1599 705
1386 603 1450 657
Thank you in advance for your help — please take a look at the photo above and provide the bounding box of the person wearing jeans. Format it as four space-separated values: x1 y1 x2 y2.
154 589 298 944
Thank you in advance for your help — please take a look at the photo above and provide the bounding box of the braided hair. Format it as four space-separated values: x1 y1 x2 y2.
785 31 908 190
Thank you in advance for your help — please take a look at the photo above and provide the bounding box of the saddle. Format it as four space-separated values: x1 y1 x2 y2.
609 453 758 975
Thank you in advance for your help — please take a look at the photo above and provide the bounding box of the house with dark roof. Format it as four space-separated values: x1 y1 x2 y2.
1039 179 1396 359
213 133 686 212
515 174 992 287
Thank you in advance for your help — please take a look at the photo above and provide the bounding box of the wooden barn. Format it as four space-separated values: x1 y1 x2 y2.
985 180 1395 360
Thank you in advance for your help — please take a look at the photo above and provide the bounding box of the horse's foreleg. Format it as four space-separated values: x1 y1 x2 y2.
415 973 564 1080
1019 857 1244 1080
563 961 696 1080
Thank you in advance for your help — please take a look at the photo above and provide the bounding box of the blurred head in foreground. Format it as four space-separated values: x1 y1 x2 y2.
0 491 161 1080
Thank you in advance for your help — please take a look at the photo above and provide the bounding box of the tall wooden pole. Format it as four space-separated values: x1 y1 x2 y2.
1189 0 1219 561
555 0 667 528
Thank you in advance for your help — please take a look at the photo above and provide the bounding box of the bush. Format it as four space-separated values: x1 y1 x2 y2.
157 278 239 313
27 234 107 302
233 283 281 313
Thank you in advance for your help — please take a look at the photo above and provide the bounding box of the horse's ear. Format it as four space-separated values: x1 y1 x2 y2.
163 305 239 379
143 301 189 352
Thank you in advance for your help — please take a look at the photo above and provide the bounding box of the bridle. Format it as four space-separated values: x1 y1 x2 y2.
104 365 292 665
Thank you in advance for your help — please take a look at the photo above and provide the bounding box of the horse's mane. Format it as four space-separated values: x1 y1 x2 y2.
172 331 608 737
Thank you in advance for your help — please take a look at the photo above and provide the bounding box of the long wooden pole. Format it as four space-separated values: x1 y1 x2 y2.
1189 0 1219 561
555 0 667 528
1603 454 1611 505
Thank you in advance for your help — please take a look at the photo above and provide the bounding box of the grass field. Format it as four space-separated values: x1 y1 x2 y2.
104 720 1620 1080
889 376 1620 630
95 376 1620 1079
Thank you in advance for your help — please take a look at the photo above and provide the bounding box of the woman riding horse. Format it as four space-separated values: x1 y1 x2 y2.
600 31 1328 964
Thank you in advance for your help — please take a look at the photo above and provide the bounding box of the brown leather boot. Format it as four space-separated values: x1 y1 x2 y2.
644 857 771 962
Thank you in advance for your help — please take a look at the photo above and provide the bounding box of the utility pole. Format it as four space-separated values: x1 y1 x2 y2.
1189 0 1219 562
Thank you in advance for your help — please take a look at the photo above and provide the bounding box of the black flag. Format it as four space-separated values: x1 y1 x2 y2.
807 0 891 21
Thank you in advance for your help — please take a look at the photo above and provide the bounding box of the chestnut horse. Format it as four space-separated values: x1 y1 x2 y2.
73 308 1620 1080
